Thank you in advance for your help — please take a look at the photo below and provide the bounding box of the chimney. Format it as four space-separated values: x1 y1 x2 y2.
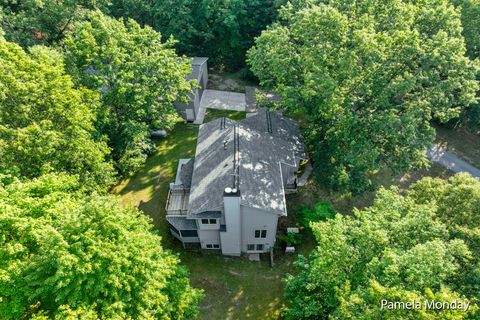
220 187 241 256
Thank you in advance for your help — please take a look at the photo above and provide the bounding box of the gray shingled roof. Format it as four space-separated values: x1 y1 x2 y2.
187 109 305 217
180 159 194 188
166 216 197 230
245 86 257 112
241 108 305 159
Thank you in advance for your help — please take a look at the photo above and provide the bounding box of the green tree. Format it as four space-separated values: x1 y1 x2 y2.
0 37 115 191
451 0 480 59
283 174 479 319
333 282 476 320
64 11 194 174
408 173 480 299
248 0 479 193
0 173 202 319
448 0 480 126
0 0 108 47
106 0 282 71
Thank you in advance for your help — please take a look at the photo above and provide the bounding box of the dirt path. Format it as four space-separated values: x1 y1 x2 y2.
427 144 480 178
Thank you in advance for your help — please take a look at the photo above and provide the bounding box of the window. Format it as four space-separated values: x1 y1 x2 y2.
180 230 198 237
213 244 220 249
255 230 267 238
205 244 220 249
201 218 217 225
256 244 264 251
247 244 255 251
206 244 213 249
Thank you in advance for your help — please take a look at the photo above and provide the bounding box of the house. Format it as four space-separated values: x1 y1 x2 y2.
174 57 209 122
165 108 306 256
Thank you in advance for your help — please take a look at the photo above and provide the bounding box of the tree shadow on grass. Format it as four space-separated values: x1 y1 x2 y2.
113 123 198 243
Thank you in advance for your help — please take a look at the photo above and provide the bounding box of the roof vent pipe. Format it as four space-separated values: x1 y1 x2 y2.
224 187 232 194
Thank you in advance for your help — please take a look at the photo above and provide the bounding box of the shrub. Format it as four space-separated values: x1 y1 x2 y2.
298 201 336 230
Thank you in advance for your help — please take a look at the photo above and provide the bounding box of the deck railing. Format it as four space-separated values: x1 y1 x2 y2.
165 187 189 215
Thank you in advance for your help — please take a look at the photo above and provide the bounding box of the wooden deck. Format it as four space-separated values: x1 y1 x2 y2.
166 190 189 215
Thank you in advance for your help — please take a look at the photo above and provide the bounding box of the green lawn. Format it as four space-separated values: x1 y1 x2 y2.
204 108 246 123
113 112 454 319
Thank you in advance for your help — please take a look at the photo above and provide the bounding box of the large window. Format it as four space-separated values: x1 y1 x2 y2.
247 244 255 251
256 244 264 251
180 230 198 237
254 230 267 238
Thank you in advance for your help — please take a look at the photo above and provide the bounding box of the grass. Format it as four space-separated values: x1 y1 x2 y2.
113 122 198 243
204 108 246 123
113 113 456 319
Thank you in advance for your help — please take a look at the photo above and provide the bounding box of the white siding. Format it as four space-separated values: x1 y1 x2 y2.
241 206 278 253
198 230 220 248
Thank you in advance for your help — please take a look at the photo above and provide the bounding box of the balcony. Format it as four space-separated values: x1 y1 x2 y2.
166 186 190 215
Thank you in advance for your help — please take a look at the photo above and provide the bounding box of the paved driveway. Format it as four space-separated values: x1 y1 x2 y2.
194 89 246 124
427 143 480 178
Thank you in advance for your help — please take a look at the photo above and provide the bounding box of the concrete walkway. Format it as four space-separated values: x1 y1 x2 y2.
194 89 246 124
427 144 480 178
297 162 313 187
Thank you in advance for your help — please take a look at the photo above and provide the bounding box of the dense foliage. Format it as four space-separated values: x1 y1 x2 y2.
64 11 193 174
248 0 479 193
451 0 480 126
0 0 108 47
284 173 480 319
0 173 203 319
0 37 115 191
106 0 282 71
452 0 480 59
298 201 336 230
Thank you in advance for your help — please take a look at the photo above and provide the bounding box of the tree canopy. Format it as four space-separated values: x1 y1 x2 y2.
451 0 480 60
0 0 109 47
106 0 282 71
248 0 479 193
283 173 480 319
0 37 115 191
64 11 194 174
0 173 203 319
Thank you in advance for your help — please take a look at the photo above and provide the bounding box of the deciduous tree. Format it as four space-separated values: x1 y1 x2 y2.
248 0 479 193
283 174 480 319
0 37 115 191
106 0 282 71
64 11 193 174
0 173 203 319
0 0 108 47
